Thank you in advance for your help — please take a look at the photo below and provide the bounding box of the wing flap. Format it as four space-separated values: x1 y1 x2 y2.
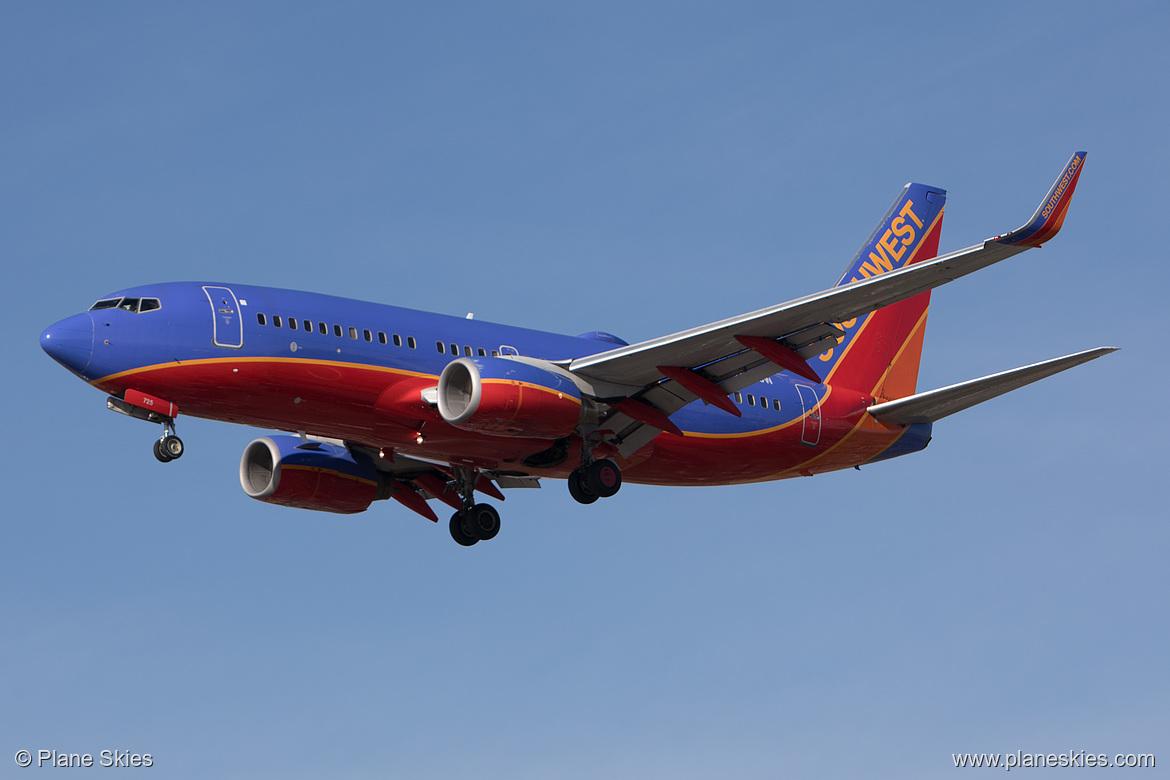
867 347 1117 425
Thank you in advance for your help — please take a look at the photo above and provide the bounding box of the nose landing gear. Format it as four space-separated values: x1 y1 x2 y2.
106 391 185 464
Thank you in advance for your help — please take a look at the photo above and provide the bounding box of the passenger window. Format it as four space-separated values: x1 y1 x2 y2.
319 322 327 335
464 346 472 356
393 334 402 347
348 327 357 340
334 324 342 337
378 332 387 345
289 318 297 330
436 342 445 354
257 313 267 326
89 299 121 311
303 319 311 331
760 396 767 408
363 329 372 342
748 394 755 406
491 350 499 357
450 343 458 355
407 337 416 349
478 348 486 356
734 392 742 403
274 315 283 328
772 399 781 411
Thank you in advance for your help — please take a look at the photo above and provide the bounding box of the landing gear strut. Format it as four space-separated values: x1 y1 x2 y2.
153 419 184 463
447 468 501 546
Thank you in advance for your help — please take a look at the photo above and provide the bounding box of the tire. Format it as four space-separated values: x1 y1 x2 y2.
153 439 173 463
567 468 599 504
584 459 621 498
163 436 184 459
468 503 500 541
449 512 478 546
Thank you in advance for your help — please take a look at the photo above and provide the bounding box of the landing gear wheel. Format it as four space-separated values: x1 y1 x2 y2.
466 503 501 541
449 512 479 546
153 439 174 463
162 435 184 460
584 459 621 498
568 468 599 504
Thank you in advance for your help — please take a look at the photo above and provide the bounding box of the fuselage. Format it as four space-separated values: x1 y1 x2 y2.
40 281 931 485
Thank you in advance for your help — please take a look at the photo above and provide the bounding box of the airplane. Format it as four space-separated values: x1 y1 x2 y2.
41 152 1114 546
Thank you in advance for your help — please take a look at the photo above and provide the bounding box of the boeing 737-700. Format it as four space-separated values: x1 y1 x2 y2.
41 152 1113 545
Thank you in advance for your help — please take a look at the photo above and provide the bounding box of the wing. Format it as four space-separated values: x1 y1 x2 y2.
562 152 1089 453
571 152 1087 389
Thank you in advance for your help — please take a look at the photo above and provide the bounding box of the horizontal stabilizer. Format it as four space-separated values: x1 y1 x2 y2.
867 347 1117 425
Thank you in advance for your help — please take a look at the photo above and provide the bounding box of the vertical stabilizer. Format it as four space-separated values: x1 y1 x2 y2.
817 183 946 400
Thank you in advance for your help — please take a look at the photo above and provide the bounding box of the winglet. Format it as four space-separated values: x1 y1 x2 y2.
994 151 1087 248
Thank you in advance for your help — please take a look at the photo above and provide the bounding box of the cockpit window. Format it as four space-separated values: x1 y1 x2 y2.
87 297 161 313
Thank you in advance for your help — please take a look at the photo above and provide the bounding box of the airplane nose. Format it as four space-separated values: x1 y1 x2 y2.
41 313 95 376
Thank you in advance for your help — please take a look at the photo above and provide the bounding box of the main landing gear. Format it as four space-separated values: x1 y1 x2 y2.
568 436 622 505
153 420 184 463
447 468 501 547
449 504 501 547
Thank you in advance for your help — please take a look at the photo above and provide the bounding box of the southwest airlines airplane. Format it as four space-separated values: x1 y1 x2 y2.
42 152 1113 546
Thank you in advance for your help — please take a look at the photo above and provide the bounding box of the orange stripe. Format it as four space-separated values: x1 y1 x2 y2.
870 305 931 400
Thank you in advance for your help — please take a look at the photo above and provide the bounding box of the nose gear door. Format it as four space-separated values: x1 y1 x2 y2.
204 286 243 348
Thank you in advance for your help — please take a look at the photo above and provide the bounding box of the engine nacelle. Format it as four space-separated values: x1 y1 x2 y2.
239 436 390 514
437 357 584 438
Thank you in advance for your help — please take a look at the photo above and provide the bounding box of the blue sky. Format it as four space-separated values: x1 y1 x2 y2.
2 2 1167 777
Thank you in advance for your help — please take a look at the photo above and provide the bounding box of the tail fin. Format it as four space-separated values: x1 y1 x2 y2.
818 183 946 400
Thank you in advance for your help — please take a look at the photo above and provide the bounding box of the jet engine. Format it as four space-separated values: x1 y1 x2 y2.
437 357 584 438
239 436 391 514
